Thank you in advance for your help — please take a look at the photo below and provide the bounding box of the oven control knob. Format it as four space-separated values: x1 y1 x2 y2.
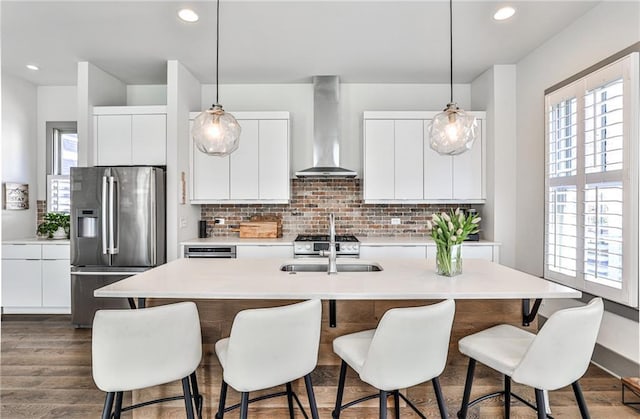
305 244 311 250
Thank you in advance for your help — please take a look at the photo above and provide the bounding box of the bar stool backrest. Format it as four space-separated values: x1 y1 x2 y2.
512 298 604 391
360 299 455 390
223 299 322 392
92 301 202 393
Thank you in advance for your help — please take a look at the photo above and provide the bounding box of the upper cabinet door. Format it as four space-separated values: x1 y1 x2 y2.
230 120 259 199
94 107 167 166
363 112 485 203
424 120 453 200
258 119 289 200
190 120 230 201
452 119 483 200
189 112 290 203
131 114 166 166
96 115 132 166
364 119 395 200
394 120 423 200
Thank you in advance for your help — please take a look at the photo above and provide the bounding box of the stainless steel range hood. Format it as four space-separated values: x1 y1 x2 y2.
295 76 358 178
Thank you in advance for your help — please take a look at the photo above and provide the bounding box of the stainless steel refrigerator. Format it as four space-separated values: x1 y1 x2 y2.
70 166 165 327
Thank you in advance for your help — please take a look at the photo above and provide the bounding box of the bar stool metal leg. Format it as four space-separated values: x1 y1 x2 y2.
458 358 476 419
379 390 388 419
504 375 511 419
101 392 115 419
535 389 546 419
182 376 195 419
304 373 320 419
240 392 250 419
286 382 295 419
393 390 400 419
190 372 203 419
432 377 448 419
332 361 348 419
216 381 228 419
572 381 590 419
113 392 123 419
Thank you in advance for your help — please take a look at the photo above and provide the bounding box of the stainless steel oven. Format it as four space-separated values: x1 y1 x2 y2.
184 245 237 258
293 235 359 258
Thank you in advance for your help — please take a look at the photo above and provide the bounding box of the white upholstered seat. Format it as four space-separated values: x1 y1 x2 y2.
457 298 604 419
332 299 455 419
92 301 203 419
215 299 322 419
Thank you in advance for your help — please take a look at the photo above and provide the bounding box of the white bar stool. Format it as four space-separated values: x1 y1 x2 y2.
332 299 456 419
92 301 203 419
457 297 604 419
214 299 322 419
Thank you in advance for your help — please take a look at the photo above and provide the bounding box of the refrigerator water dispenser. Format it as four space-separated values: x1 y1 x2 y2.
77 209 98 238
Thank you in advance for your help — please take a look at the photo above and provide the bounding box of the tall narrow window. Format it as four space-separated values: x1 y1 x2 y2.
46 122 77 213
544 53 638 307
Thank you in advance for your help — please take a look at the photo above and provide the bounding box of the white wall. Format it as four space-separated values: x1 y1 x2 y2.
201 82 470 176
471 65 517 268
1 74 38 239
127 85 167 106
516 1 640 373
77 62 126 166
167 61 201 261
36 86 77 200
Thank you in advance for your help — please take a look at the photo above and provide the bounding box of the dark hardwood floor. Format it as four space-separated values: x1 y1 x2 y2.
2 301 638 418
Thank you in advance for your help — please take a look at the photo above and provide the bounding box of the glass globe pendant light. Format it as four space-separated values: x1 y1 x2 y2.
428 0 478 156
192 0 241 156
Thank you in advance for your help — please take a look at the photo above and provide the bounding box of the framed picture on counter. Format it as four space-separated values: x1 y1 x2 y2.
3 182 29 210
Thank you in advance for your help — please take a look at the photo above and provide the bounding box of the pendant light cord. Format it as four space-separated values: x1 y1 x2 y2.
216 0 220 104
449 0 453 103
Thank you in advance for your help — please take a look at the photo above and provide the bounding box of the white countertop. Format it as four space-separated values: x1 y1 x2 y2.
180 236 500 246
3 238 70 245
181 236 296 246
95 257 578 300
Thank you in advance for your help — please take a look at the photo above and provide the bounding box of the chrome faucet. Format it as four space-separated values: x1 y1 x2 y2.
320 213 337 274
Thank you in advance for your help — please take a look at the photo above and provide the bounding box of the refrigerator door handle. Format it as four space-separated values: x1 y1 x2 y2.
108 176 119 254
101 175 109 254
150 171 157 265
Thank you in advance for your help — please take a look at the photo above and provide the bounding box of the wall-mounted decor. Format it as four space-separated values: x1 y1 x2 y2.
3 183 29 210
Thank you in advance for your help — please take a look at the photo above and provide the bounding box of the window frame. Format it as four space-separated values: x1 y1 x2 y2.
46 121 77 213
544 52 639 308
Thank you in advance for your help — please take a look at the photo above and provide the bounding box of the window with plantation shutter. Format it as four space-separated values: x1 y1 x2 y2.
544 52 639 308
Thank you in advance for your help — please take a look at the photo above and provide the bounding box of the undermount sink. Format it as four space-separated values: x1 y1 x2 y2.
280 262 383 272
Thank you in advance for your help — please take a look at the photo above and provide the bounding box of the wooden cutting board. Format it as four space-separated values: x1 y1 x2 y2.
239 221 282 238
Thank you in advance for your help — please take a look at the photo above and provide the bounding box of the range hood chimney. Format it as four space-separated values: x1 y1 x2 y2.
295 76 358 178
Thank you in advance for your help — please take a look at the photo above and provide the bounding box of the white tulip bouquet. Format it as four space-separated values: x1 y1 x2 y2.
427 208 481 276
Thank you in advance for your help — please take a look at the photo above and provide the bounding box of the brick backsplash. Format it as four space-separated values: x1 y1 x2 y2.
36 200 47 227
201 179 468 237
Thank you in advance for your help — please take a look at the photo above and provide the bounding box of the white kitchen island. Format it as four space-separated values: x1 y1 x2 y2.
95 257 578 301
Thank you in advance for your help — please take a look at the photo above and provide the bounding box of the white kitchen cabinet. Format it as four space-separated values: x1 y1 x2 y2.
363 119 423 201
236 245 293 259
2 242 71 314
426 243 499 263
190 112 290 204
360 245 426 259
363 111 485 203
424 119 484 201
94 106 167 166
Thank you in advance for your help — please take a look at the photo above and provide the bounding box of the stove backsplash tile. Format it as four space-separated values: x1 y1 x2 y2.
200 179 468 237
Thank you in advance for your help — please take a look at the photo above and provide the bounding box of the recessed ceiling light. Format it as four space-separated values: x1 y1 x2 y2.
26 64 39 71
494 6 516 21
178 8 199 23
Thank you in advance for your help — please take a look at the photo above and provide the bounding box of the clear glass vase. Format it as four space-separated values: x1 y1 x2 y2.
436 244 462 277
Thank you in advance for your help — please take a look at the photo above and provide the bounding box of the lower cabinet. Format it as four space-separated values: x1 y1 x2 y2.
236 245 293 259
361 243 500 263
2 243 71 314
360 245 426 259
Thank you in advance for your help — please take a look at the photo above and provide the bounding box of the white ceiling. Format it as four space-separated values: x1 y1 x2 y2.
2 1 601 86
